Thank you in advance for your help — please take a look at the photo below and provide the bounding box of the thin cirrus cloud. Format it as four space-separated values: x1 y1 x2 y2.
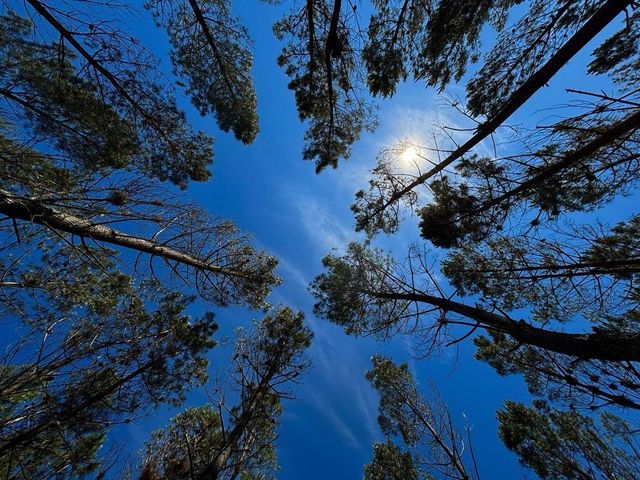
290 191 359 254
304 341 381 452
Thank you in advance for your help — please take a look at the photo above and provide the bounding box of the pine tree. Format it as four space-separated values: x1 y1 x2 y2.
0 10 279 309
364 355 473 480
364 355 640 480
311 242 640 409
351 0 635 235
0 250 218 478
0 3 282 476
2 3 213 188
364 440 425 480
139 307 313 480
271 0 374 171
146 0 260 144
441 216 640 323
498 401 640 479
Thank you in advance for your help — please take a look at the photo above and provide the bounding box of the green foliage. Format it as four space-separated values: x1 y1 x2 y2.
147 0 259 144
498 401 640 479
365 0 518 96
0 13 139 171
311 236 640 409
273 0 374 172
589 8 640 89
442 218 640 324
140 405 225 479
0 257 218 478
364 439 425 480
140 307 312 480
366 355 421 444
439 213 640 409
0 425 105 480
0 365 106 479
417 103 640 248
584 214 640 268
311 243 371 331
467 0 600 116
366 355 471 480
247 305 314 367
418 176 484 248
311 242 409 337
416 0 517 89
0 133 77 196
362 0 427 97
0 10 213 188
474 324 640 410
351 0 639 240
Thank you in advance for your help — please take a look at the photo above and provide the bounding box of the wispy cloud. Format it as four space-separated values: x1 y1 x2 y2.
306 387 363 449
287 189 360 253
275 253 310 292
306 323 382 448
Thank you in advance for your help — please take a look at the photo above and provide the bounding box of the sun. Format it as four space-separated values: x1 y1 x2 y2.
398 143 421 166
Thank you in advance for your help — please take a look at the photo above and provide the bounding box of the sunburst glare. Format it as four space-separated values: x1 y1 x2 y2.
398 141 423 167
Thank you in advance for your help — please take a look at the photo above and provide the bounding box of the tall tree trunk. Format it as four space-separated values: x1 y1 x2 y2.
457 257 640 276
472 108 640 215
368 290 640 361
186 0 236 98
0 188 250 280
24 0 178 149
398 387 469 480
361 0 632 227
324 0 342 139
198 363 280 479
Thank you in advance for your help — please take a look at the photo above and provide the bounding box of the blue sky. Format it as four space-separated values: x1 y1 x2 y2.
104 2 638 479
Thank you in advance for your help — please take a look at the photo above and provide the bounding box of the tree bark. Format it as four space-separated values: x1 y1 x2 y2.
324 0 342 139
0 188 250 280
361 0 632 227
306 0 316 83
473 108 640 214
458 257 640 275
187 0 236 98
369 290 640 362
197 362 280 479
25 0 180 151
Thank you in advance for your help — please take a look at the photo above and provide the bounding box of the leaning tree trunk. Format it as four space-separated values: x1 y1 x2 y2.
369 290 640 362
361 0 632 225
472 108 640 215
0 188 250 279
198 363 280 479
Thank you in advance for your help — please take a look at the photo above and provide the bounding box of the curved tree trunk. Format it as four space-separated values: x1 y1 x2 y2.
369 290 640 362
0 188 249 279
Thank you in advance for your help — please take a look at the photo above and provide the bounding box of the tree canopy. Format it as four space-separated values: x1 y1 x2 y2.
2 0 640 478
310 0 640 477
139 307 312 480
0 1 281 476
